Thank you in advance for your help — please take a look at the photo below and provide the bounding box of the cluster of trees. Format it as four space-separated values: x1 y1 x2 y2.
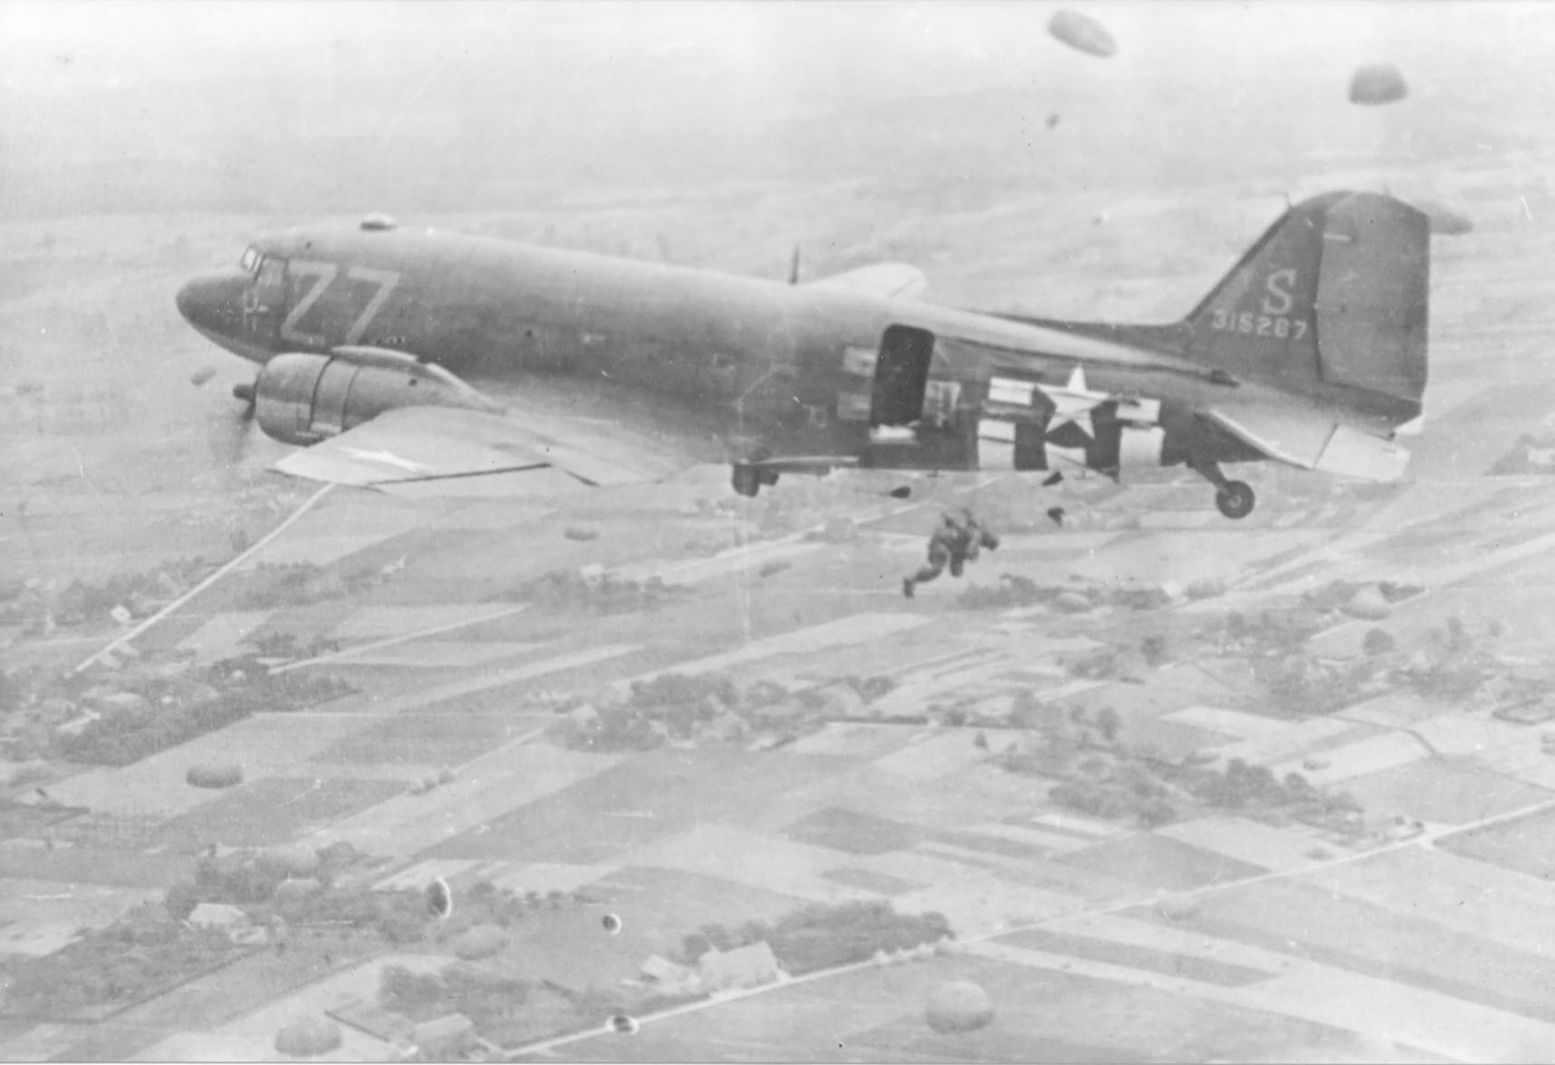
1243 609 1508 713
553 673 747 752
678 899 951 976
555 703 667 752
1215 601 1395 716
233 561 383 611
54 690 250 766
1 903 244 1021
378 961 653 1049
841 675 898 702
1300 579 1365 614
1049 776 1176 827
629 673 738 717
53 665 351 766
1397 616 1498 701
432 879 590 935
173 842 359 906
1003 698 1122 761
1161 756 1364 829
1174 758 1314 808
994 691 1368 831
998 706 1174 828
1036 751 1364 831
245 630 342 660
25 556 212 629
0 664 44 718
1217 609 1324 656
490 569 681 614
162 842 426 949
959 574 1169 612
1251 653 1378 715
381 962 536 1026
556 672 900 753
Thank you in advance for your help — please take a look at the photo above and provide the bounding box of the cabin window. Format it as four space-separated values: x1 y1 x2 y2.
239 246 261 274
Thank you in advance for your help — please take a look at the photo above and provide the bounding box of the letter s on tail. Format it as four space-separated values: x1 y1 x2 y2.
1183 190 1429 429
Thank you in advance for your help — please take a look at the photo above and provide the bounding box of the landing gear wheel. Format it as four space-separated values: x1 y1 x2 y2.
731 465 761 498
1215 480 1255 520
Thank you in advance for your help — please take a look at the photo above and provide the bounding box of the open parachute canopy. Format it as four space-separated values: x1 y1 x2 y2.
1048 9 1117 58
1349 62 1409 105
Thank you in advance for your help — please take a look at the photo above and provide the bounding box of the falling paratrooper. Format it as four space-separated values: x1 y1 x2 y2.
1047 9 1118 58
1349 62 1408 105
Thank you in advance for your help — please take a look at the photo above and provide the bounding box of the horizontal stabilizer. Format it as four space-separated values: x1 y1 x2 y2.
806 263 927 301
1202 398 1411 481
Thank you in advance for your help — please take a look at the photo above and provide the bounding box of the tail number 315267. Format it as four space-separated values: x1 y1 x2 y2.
1209 309 1308 340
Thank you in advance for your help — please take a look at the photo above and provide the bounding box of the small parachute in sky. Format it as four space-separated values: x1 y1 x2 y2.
1048 9 1118 58
426 875 453 920
1045 112 1061 131
1349 63 1408 105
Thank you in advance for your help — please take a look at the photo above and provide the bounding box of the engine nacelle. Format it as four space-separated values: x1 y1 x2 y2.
252 346 502 446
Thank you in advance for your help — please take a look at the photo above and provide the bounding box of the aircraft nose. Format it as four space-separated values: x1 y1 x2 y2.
174 277 201 323
176 269 252 341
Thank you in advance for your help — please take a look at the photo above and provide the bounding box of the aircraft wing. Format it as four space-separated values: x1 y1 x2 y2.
273 405 674 493
806 263 927 300
1198 393 1411 481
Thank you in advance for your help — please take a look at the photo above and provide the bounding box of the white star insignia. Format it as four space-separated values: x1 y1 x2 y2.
341 447 435 474
1037 366 1111 440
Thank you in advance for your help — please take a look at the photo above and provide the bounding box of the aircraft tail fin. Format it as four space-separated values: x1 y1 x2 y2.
1182 190 1429 423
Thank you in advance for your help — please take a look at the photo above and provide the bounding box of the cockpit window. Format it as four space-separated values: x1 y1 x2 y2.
240 246 260 274
257 257 285 289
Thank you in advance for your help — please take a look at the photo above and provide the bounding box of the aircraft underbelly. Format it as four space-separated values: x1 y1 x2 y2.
470 366 734 467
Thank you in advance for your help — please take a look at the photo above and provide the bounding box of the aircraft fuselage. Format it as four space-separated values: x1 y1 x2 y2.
178 220 1259 476
176 193 1428 514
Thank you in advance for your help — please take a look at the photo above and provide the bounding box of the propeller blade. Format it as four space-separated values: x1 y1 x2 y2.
210 378 258 468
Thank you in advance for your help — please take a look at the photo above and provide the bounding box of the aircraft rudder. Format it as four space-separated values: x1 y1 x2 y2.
1184 191 1429 419
1313 191 1430 412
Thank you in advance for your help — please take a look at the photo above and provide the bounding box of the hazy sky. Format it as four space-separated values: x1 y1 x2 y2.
3 3 1554 217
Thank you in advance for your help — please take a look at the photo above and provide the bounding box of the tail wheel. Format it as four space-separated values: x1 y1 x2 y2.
1215 481 1255 520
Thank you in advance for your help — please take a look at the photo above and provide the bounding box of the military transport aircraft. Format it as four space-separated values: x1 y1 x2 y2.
176 191 1429 519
